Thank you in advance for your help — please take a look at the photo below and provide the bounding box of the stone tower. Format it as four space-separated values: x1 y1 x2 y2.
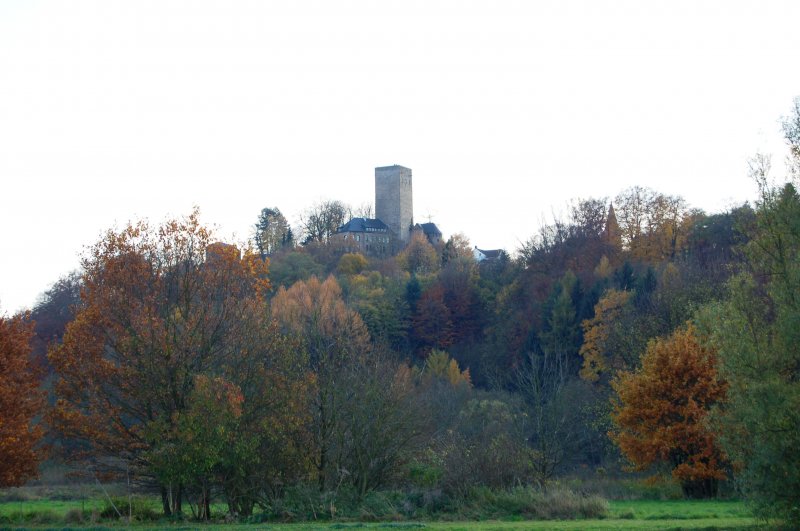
375 165 413 243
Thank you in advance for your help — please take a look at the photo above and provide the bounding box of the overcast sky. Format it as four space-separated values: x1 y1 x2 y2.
1 0 799 313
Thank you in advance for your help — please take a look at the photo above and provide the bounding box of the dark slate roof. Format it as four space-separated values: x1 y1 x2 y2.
337 217 390 233
375 164 411 171
415 222 442 237
476 248 503 259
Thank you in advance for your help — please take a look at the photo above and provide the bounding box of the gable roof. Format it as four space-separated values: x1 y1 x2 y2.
415 222 442 237
474 247 503 260
375 164 411 172
337 217 390 233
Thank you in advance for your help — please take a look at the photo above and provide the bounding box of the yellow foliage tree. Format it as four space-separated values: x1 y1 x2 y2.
424 349 471 388
579 289 630 382
270 275 372 490
397 231 440 275
337 252 368 276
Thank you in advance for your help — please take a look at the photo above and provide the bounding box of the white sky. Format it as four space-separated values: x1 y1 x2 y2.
2 0 800 313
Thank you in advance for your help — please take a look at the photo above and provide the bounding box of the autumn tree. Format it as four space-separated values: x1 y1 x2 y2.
610 324 727 498
269 251 324 289
411 285 454 354
579 289 631 383
685 206 753 269
253 207 291 257
516 199 615 329
441 233 473 265
28 271 82 364
438 256 484 345
271 275 420 494
270 275 370 490
143 375 243 519
423 349 472 387
345 271 410 351
299 200 350 244
49 210 270 516
397 231 440 275
335 350 424 495
337 252 368 276
0 311 44 487
614 187 695 262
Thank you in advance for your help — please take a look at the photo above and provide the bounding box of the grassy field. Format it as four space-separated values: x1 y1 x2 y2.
0 498 765 530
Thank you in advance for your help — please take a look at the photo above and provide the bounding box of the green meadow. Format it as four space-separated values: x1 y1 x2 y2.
0 497 766 530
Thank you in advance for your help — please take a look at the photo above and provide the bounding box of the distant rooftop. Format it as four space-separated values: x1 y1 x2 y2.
415 222 442 236
337 217 390 233
375 164 411 171
474 247 503 260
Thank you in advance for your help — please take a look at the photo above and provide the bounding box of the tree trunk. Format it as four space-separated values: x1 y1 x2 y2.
681 477 718 499
172 484 183 515
161 486 172 517
318 399 328 492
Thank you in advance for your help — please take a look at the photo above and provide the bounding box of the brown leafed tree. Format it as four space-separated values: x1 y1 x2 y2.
48 209 269 515
0 311 45 487
610 324 728 498
412 284 454 354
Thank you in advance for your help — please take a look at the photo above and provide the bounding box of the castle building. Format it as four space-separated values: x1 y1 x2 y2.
333 217 394 257
412 222 443 247
375 165 413 243
334 164 441 257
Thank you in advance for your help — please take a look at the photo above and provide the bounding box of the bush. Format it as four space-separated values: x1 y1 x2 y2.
562 475 684 500
453 486 608 520
535 489 608 519
99 496 159 521
251 484 607 523
432 398 536 495
63 507 85 524
0 487 35 502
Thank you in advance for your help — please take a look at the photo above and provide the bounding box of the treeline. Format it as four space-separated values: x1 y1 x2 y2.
1 99 798 524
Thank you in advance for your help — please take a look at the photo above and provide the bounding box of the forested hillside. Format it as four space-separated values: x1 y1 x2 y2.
2 98 799 525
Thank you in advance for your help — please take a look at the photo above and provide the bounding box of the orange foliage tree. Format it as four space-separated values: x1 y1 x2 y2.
0 312 44 487
610 324 727 498
48 210 270 515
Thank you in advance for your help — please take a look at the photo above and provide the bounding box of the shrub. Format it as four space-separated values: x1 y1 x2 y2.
63 507 85 524
0 487 35 502
99 496 159 521
535 488 608 519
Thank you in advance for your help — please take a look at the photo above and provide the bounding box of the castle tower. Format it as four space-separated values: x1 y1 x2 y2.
375 165 413 243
